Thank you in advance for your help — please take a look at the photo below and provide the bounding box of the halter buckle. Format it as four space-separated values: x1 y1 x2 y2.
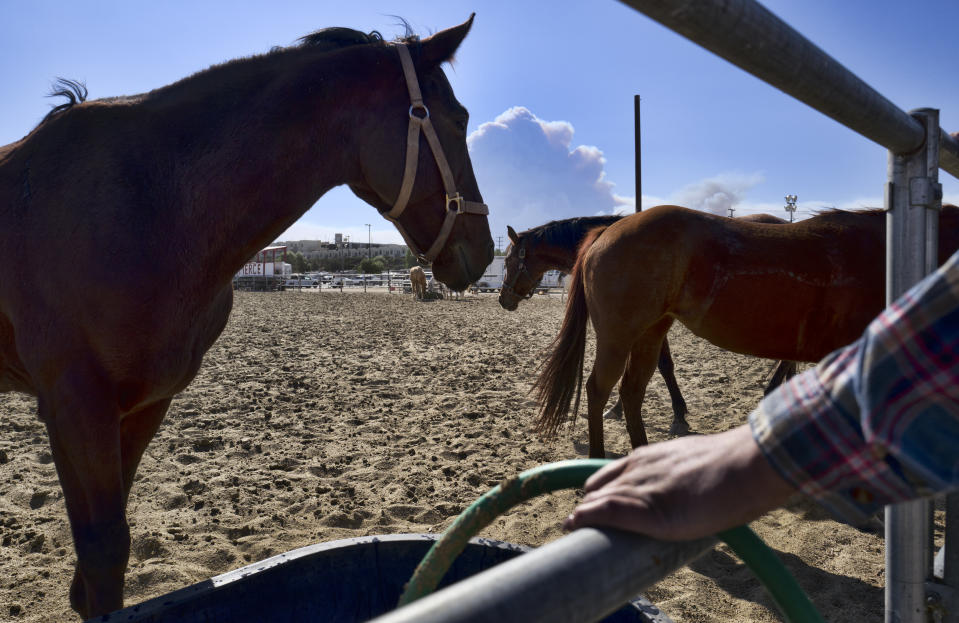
446 193 465 214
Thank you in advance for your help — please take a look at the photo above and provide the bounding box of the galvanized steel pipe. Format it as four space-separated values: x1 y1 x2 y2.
617 0 959 179
372 526 715 623
379 459 822 623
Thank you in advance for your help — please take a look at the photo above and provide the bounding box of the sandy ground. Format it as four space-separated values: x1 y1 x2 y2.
0 288 926 622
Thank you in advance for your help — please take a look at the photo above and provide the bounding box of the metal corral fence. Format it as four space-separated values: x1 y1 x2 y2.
233 275 286 291
614 3 958 621
372 1 959 622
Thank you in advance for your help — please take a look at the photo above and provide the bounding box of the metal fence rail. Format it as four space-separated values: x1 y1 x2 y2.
617 0 959 181
373 3 957 622
620 2 956 622
369 528 715 623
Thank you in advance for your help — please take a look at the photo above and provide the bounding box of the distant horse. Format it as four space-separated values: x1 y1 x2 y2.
502 214 794 431
0 17 492 618
535 204 959 458
410 265 428 300
440 282 468 300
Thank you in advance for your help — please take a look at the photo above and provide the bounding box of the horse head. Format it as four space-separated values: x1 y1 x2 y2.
346 15 493 291
499 225 544 310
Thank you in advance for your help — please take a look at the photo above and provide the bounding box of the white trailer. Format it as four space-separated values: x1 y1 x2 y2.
539 269 565 291
475 256 505 292
474 256 565 294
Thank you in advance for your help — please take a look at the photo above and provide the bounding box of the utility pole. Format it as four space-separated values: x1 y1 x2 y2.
635 94 641 212
496 236 503 253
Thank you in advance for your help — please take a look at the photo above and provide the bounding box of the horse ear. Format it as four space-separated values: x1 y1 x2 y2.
419 14 474 66
507 225 520 245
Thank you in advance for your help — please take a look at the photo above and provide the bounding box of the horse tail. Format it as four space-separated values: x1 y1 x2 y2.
534 225 609 436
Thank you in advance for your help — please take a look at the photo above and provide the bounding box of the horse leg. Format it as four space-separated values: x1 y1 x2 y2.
65 398 171 614
764 360 798 395
602 397 623 420
656 338 690 435
620 321 673 448
583 343 629 458
40 380 128 619
120 399 172 506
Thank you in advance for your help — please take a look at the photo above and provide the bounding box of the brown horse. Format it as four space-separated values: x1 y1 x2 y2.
410 265 428 300
535 204 959 458
500 216 687 430
0 17 492 619
502 214 794 432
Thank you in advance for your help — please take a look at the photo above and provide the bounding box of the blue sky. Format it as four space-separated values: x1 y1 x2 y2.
4 1 958 250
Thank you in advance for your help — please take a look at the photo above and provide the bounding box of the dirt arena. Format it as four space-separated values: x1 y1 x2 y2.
0 288 927 621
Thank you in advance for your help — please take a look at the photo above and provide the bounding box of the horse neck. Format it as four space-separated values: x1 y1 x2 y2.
533 222 611 273
152 53 365 281
524 237 575 274
532 216 623 273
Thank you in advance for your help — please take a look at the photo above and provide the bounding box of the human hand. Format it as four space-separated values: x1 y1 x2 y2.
563 425 796 540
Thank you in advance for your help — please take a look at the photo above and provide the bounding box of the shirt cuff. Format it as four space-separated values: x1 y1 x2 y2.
748 364 892 526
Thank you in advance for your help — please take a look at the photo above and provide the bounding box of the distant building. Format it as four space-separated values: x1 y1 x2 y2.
276 236 408 261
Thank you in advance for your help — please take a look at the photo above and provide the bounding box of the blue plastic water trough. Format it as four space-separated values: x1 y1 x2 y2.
94 533 668 622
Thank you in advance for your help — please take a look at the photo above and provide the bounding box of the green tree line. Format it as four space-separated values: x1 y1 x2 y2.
286 250 422 274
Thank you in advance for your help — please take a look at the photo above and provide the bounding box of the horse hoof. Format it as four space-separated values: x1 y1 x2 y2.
669 421 691 436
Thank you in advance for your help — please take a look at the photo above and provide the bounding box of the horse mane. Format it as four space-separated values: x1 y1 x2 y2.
296 16 420 49
522 214 624 249
812 206 884 217
812 204 958 217
296 27 387 50
782 204 958 222
42 78 88 122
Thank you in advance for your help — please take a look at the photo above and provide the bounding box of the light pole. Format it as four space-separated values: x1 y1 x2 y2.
365 223 371 260
784 194 798 222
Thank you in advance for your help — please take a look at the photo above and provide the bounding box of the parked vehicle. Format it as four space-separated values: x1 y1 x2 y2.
282 274 319 289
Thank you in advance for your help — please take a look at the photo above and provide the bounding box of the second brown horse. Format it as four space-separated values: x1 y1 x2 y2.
502 214 794 433
536 204 959 457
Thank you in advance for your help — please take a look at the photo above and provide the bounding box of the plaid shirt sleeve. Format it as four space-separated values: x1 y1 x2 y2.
749 249 959 525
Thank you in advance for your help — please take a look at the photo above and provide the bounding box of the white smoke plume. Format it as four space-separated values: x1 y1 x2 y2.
467 107 630 246
670 173 765 217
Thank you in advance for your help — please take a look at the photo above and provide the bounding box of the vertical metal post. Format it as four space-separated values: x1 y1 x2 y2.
885 107 942 623
944 495 959 621
634 95 641 212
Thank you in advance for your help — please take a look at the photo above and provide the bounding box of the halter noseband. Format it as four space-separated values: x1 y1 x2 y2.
383 44 489 265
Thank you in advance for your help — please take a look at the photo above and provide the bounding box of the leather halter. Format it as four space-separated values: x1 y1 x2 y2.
384 44 489 264
500 243 540 303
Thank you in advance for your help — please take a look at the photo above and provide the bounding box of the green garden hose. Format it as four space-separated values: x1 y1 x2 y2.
398 459 824 623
